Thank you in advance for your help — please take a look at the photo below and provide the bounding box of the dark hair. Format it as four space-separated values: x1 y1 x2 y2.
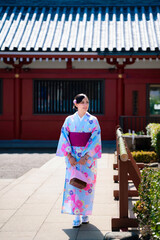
73 93 88 110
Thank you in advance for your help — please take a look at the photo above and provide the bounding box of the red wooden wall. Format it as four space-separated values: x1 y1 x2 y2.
0 68 160 140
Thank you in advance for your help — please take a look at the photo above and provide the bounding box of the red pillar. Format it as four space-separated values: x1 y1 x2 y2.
14 67 21 139
106 59 125 126
3 58 32 139
116 73 124 125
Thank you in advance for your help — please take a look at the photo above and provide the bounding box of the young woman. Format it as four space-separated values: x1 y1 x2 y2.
56 93 101 228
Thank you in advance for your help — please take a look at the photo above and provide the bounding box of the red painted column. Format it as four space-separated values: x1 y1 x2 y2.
14 67 21 139
116 74 124 125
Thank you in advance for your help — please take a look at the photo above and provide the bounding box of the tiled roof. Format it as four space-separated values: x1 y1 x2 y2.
0 6 160 54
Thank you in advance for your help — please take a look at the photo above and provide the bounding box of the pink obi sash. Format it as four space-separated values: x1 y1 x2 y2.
69 132 91 147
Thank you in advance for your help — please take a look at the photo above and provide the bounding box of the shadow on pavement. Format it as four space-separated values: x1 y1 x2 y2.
63 223 104 240
63 228 79 240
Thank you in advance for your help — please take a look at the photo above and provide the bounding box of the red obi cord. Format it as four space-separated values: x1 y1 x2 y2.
69 132 91 147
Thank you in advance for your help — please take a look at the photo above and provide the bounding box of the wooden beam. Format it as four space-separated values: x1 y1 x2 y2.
112 218 138 231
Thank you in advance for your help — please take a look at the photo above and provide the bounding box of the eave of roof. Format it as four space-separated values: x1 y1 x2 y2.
0 50 160 58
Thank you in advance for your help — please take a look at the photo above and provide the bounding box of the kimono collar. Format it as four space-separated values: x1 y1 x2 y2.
76 112 88 121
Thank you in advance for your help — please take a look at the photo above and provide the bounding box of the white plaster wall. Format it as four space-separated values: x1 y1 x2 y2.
22 60 66 69
0 59 160 69
0 60 66 69
72 60 112 69
125 60 160 69
0 62 13 69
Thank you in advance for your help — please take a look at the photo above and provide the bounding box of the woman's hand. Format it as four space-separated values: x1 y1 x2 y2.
67 153 77 166
79 154 89 165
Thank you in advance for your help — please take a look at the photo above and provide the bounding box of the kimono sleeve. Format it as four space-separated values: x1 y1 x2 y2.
56 117 72 157
82 117 102 159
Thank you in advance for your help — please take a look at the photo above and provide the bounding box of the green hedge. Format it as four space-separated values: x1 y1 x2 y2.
133 168 160 240
131 151 158 163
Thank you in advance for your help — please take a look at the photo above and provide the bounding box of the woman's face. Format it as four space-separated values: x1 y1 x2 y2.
75 97 89 113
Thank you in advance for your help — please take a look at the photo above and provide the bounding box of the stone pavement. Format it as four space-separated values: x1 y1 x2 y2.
0 148 131 240
0 153 55 179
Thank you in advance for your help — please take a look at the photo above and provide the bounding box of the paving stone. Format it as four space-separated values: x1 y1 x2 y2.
0 231 36 240
1 215 45 232
16 203 53 216
0 210 16 223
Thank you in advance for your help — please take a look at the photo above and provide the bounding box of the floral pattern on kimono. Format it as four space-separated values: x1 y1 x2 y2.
56 112 101 215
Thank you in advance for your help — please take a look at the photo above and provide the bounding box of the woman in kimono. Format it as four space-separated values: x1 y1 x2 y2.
56 93 101 228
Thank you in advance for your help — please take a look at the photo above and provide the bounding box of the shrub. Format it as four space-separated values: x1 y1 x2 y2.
155 131 160 160
146 123 160 149
146 123 160 162
133 168 160 240
131 151 158 163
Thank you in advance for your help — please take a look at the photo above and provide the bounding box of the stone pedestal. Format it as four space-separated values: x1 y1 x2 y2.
123 135 152 151
104 231 139 240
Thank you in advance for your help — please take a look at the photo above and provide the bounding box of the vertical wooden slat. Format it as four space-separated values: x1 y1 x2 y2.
40 81 42 113
45 81 48 113
59 80 61 113
34 81 38 113
0 79 2 114
90 81 92 113
76 80 78 97
94 80 97 113
62 80 64 113
43 81 45 113
44 81 47 113
88 80 90 112
65 81 67 113
34 81 37 113
57 81 59 113
56 80 58 113
38 81 40 113
82 80 85 96
47 81 50 113
102 81 104 113
60 80 62 113
54 81 56 113
59 81 62 113
51 81 53 113
66 81 69 112
73 81 76 102
98 81 100 113
65 81 67 112
63 81 65 113
80 80 82 94
69 80 71 112
97 81 99 113
92 80 94 113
